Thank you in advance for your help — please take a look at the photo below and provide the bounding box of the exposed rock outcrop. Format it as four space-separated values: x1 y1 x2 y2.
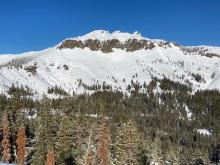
58 39 156 53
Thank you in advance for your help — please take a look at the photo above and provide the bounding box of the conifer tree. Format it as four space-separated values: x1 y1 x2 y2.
165 145 179 165
16 126 27 165
179 149 191 165
8 92 24 140
114 120 140 165
202 151 210 165
32 96 57 165
149 136 164 165
45 148 55 165
190 148 210 165
83 125 95 165
96 122 111 165
140 134 153 165
1 113 11 163
73 118 95 165
56 115 75 165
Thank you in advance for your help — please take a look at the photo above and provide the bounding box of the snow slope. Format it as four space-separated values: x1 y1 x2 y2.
70 30 147 43
0 30 220 98
197 129 212 136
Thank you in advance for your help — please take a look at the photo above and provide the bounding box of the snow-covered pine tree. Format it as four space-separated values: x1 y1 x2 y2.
114 120 140 165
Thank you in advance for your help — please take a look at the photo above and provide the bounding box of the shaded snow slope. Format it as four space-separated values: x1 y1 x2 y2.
0 30 220 98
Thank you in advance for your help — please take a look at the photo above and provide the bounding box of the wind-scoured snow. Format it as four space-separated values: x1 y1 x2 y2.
0 30 220 98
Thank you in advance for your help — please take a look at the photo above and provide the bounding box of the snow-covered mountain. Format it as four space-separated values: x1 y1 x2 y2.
0 30 220 98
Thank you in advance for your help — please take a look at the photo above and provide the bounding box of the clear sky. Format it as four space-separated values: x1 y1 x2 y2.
0 0 220 54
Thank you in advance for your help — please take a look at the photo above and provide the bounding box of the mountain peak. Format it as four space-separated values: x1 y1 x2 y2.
72 30 147 43
1 30 220 99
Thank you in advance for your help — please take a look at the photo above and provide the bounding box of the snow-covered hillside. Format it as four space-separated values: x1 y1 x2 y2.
0 30 220 98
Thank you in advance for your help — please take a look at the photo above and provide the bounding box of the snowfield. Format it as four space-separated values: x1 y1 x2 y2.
197 129 212 136
68 30 148 43
0 30 220 98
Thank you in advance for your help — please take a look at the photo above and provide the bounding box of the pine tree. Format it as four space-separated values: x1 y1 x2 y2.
16 126 27 165
202 151 211 165
140 134 153 165
32 96 57 165
114 120 140 165
1 113 11 163
8 92 24 141
56 115 75 165
83 124 95 165
73 118 96 165
149 136 164 165
45 148 55 165
96 122 111 165
165 146 179 165
179 149 190 165
190 148 210 165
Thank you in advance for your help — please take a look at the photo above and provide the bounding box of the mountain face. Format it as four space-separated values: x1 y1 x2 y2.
0 30 220 98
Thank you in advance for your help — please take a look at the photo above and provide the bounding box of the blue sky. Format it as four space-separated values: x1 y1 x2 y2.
0 0 219 54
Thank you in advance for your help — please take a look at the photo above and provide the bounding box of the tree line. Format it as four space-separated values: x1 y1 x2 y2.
0 78 220 164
